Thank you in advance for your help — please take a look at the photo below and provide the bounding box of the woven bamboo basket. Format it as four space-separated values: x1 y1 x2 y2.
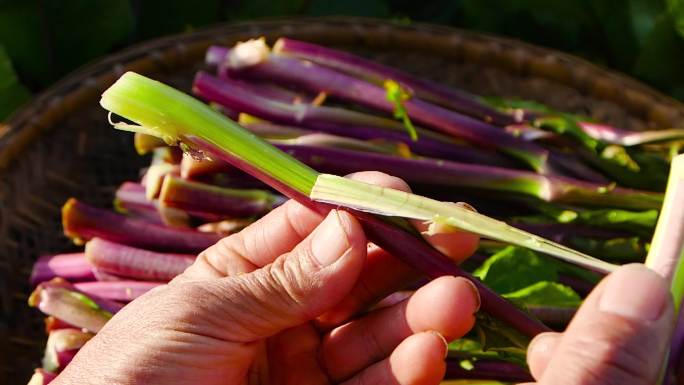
2 17 684 384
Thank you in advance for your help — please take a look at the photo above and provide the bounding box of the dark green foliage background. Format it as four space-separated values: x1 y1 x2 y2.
1 0 683 120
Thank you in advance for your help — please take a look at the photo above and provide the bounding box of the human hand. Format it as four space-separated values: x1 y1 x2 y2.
53 172 480 385
524 263 676 385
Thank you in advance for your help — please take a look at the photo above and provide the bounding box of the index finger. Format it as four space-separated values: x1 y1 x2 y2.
181 172 409 280
188 199 325 278
182 171 478 283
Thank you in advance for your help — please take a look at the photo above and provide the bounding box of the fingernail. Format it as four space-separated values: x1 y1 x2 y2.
311 210 351 267
598 264 668 321
461 278 481 312
429 330 449 358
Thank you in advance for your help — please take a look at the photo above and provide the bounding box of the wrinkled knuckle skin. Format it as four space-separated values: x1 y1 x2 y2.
556 319 660 385
200 252 323 339
163 282 228 331
258 251 322 318
100 282 208 342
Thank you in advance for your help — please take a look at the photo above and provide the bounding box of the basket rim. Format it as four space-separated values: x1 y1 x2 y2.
2 16 684 171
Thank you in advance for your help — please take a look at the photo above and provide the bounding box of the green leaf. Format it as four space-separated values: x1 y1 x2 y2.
475 245 600 287
513 207 658 237
575 208 658 236
0 44 30 120
473 247 559 293
568 236 648 262
588 153 667 191
449 338 485 353
448 336 528 368
473 312 529 365
384 79 418 141
504 281 582 308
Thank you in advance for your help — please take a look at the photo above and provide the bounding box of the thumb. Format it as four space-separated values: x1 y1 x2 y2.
211 209 366 341
529 264 674 385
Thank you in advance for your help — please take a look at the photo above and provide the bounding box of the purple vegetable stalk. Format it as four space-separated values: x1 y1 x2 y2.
175 140 662 210
92 268 126 282
215 75 312 105
502 123 611 183
180 154 271 190
271 131 406 155
116 181 192 228
206 46 230 66
580 122 684 146
276 144 662 210
114 182 164 224
74 281 163 302
192 71 515 168
62 198 222 253
224 40 549 171
213 42 619 182
159 174 282 219
28 278 120 333
270 38 517 126
546 150 611 183
42 328 93 372
209 45 326 105
241 120 315 138
84 237 194 282
44 316 76 333
30 253 94 286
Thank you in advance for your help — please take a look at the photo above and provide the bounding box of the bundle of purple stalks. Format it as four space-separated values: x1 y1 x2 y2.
26 37 684 385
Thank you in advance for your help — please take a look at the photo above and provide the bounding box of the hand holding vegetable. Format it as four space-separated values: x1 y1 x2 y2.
525 263 676 385
51 172 481 385
47 176 679 385
29 30 682 382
